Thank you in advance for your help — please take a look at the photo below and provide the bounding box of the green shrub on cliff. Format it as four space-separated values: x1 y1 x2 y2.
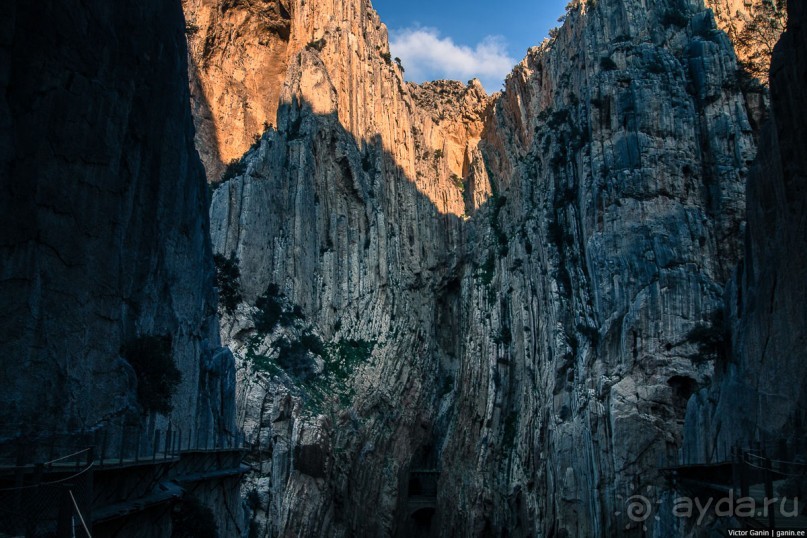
254 284 306 333
302 338 376 411
213 254 242 313
734 0 787 84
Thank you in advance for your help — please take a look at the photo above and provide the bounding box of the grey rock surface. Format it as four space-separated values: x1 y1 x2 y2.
683 0 806 475
0 0 239 533
200 0 800 537
438 1 755 535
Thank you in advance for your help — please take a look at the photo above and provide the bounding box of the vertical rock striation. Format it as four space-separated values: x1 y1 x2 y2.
438 0 755 535
684 0 807 475
206 2 487 534
0 0 236 511
194 0 797 536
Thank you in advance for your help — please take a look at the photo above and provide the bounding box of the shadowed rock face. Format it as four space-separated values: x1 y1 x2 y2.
0 0 234 470
684 0 807 480
439 1 757 535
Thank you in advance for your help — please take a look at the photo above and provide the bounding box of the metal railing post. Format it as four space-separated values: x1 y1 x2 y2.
740 449 750 498
764 456 775 529
12 451 24 535
731 446 739 495
135 426 142 464
165 425 172 457
119 426 126 466
152 430 161 464
33 462 44 485
100 428 108 466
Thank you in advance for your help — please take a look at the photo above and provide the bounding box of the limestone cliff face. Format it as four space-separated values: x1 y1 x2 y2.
0 0 234 475
183 0 493 195
684 0 807 475
439 0 755 535
705 0 786 84
183 0 775 183
201 0 768 536
184 0 294 181
208 2 483 533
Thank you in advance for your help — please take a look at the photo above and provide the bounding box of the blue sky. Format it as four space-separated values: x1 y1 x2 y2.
372 0 569 92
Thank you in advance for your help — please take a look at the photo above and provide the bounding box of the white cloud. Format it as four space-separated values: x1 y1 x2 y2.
388 27 516 93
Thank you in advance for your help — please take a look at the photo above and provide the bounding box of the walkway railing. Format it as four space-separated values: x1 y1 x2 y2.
664 442 807 531
0 424 247 536
0 423 246 471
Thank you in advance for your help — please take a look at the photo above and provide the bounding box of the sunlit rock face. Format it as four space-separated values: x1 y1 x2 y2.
706 0 754 43
184 0 294 181
705 0 784 82
184 0 491 201
0 0 235 480
189 0 797 535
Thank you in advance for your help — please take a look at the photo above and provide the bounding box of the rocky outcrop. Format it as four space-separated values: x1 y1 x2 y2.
683 0 806 476
183 0 495 199
197 0 789 536
437 1 756 535
706 0 754 46
408 79 493 212
184 0 294 181
705 0 786 84
0 0 238 533
210 15 473 533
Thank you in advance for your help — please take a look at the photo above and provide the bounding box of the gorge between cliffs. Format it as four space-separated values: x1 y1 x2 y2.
0 0 805 537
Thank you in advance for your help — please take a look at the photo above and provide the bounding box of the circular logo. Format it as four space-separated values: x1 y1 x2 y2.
625 495 653 522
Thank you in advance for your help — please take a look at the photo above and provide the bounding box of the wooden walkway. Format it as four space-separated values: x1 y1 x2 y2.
664 446 807 531
743 483 807 530
0 427 248 536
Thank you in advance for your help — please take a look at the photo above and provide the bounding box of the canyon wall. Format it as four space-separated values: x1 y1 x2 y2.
684 0 806 472
0 0 238 533
183 0 493 189
203 1 485 534
439 0 756 535
190 0 796 536
184 0 773 184
184 0 294 181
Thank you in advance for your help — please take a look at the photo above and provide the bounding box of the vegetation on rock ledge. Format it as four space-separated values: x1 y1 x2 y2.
214 254 242 313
